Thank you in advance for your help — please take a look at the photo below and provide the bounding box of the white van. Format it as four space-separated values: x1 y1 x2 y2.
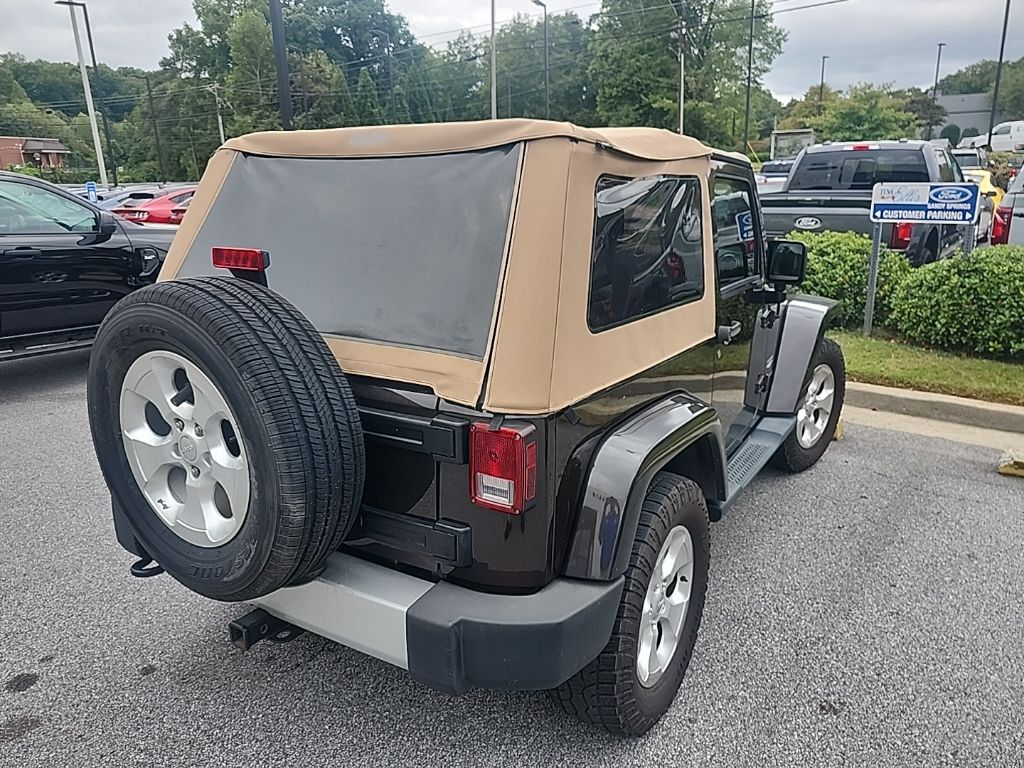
960 120 1024 152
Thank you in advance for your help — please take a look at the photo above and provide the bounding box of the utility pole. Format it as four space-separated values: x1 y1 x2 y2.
61 2 107 187
371 29 395 121
930 42 946 140
742 0 756 154
532 0 549 120
139 75 166 180
268 0 293 130
677 17 686 134
207 84 226 144
490 0 497 120
988 0 1012 147
56 1 117 186
818 55 829 104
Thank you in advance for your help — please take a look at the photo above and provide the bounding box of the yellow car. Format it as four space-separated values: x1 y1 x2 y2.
964 169 1005 241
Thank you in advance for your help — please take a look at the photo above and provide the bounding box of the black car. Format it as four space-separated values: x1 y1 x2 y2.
0 171 174 360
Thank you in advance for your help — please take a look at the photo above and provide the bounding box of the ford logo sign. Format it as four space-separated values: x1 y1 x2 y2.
794 216 822 230
929 186 973 203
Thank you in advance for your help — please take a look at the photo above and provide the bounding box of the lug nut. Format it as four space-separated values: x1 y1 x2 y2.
194 425 204 437
174 418 184 431
190 466 200 478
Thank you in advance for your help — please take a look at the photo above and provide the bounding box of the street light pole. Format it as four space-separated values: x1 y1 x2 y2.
56 1 118 186
136 74 166 180
930 42 946 140
532 0 549 120
742 0 756 153
988 0 1012 147
490 0 497 120
676 17 686 134
59 2 107 187
818 55 829 104
268 0 293 130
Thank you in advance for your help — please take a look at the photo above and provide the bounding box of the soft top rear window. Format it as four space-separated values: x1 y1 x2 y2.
179 145 521 359
788 149 929 191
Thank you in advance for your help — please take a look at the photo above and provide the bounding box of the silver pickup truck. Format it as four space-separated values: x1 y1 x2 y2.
761 140 965 265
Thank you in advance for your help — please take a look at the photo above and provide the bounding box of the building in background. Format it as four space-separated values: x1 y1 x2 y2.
936 93 998 138
0 136 70 171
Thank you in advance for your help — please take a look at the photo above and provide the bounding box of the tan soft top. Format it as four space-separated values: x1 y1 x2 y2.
165 120 727 414
222 118 713 162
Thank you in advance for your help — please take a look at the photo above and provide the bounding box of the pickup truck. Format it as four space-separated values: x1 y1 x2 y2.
0 171 173 360
761 140 965 265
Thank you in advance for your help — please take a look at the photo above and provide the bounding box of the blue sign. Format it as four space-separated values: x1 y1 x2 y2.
736 211 755 241
870 182 980 225
85 180 98 204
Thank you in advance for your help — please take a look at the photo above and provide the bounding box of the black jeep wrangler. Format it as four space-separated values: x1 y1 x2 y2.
87 120 845 737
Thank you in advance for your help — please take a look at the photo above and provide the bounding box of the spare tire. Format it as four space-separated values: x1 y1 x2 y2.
88 276 365 601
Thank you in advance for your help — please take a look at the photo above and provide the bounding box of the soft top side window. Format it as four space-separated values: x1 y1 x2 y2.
711 174 760 289
587 174 704 333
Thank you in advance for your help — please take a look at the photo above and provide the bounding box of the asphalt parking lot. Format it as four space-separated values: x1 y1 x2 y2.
2 350 1022 767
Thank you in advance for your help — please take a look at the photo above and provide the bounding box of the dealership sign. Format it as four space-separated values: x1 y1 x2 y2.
870 182 980 224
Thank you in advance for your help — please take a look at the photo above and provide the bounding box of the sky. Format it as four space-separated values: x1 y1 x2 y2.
1 0 1020 103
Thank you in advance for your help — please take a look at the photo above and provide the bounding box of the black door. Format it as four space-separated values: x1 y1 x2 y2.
0 178 135 338
709 164 772 454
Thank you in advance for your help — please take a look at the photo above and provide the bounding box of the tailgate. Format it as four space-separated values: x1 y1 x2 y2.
761 192 879 238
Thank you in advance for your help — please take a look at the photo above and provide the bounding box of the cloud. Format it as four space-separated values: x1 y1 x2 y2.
0 0 1019 107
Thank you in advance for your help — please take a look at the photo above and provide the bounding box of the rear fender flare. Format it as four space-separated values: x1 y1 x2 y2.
765 295 840 415
563 393 726 581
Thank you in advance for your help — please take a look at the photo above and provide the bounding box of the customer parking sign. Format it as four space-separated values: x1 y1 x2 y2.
870 182 980 224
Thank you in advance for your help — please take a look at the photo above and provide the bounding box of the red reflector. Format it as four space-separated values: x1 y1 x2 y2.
211 247 269 271
891 222 913 250
469 422 537 515
851 144 873 151
992 207 1011 245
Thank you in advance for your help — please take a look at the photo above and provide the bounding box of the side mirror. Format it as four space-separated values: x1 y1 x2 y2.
97 210 119 235
984 190 998 198
767 239 807 286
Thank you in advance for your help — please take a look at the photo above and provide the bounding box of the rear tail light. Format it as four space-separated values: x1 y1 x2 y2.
992 206 1012 245
890 222 913 250
469 421 537 515
211 247 270 271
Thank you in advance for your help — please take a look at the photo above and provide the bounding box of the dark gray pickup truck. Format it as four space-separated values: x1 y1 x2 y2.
761 140 965 266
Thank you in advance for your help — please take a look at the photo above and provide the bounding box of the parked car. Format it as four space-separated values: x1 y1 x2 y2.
959 121 1024 152
962 168 1004 242
86 121 846 737
951 147 989 170
0 171 174 359
112 186 196 224
761 140 965 265
992 170 1024 245
168 198 191 224
759 159 794 177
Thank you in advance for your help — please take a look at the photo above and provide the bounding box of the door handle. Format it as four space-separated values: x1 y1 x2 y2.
2 248 42 259
717 321 742 344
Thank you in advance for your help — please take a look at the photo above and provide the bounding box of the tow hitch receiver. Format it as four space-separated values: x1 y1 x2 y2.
229 608 305 651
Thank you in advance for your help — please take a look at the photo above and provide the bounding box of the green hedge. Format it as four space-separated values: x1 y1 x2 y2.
788 230 911 328
786 231 1024 360
890 247 1024 358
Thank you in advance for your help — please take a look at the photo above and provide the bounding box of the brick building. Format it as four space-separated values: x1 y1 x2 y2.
0 136 70 170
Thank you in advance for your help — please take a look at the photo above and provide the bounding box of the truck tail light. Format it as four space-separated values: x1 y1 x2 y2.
890 222 913 250
469 422 537 515
212 247 270 271
992 206 1012 245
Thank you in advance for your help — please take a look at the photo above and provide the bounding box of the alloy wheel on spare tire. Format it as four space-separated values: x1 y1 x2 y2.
87 276 365 602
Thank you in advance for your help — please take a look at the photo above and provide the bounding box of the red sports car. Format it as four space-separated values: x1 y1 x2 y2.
113 186 196 224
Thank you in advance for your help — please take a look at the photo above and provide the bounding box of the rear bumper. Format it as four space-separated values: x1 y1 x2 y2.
252 552 623 695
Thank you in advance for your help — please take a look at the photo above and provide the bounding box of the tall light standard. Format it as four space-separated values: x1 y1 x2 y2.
490 0 497 119
371 29 395 121
56 0 107 187
818 55 829 104
532 0 549 120
132 74 166 180
988 0 1012 147
742 0 756 153
672 6 687 135
55 1 117 185
929 42 946 140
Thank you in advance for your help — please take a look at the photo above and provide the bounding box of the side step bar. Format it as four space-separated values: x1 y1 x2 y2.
708 415 795 519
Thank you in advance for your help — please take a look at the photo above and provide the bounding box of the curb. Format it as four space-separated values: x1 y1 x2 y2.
845 382 1024 434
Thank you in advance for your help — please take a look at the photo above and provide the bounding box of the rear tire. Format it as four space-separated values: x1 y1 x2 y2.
551 473 710 737
771 337 845 473
88 276 365 601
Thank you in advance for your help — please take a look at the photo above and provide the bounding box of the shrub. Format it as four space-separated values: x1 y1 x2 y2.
940 123 961 145
787 230 911 328
890 246 1024 359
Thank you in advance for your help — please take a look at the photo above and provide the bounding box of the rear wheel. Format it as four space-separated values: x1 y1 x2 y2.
551 473 710 737
771 337 845 473
88 276 365 602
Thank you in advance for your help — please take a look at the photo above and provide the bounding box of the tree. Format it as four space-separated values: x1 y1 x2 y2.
390 82 410 123
940 123 962 145
354 67 382 125
808 84 919 142
938 60 999 95
994 64 1024 124
896 87 946 138
294 50 356 129
225 10 279 133
589 0 785 145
